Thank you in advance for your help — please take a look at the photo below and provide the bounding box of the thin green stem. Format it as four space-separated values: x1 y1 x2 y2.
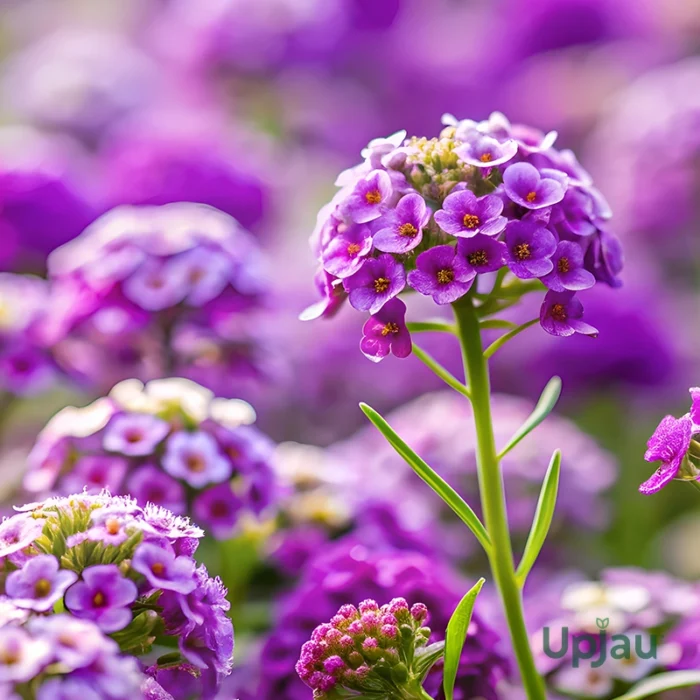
407 321 457 334
480 319 517 330
688 479 700 494
452 296 546 700
413 344 470 399
483 318 538 359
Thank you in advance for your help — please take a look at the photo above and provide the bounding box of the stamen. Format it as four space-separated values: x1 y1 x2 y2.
551 303 567 322
479 153 492 163
381 322 400 336
106 518 121 535
526 191 537 203
93 592 106 607
557 257 570 273
514 243 532 260
398 223 418 237
185 455 206 472
347 243 361 256
151 562 166 576
374 277 390 293
34 579 51 597
462 214 480 229
365 190 382 204
436 269 455 284
467 250 488 267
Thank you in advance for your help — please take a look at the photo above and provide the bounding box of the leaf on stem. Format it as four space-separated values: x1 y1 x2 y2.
414 641 446 682
483 318 538 359
497 377 562 459
479 319 518 330
413 344 470 399
407 321 457 334
443 578 485 700
359 403 491 553
614 671 700 699
515 450 561 587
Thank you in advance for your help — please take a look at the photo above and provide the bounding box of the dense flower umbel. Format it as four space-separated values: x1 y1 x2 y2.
305 112 622 359
43 202 273 396
0 609 159 699
639 388 700 495
296 597 435 699
0 492 232 700
23 377 278 539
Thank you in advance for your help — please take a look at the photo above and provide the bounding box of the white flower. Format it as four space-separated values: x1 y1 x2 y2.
43 398 114 439
209 397 256 428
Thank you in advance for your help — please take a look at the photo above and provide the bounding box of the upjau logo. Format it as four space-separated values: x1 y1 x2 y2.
543 618 658 668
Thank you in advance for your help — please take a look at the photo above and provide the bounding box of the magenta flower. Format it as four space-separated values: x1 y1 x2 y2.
360 298 411 363
639 415 694 495
455 134 518 168
503 162 567 209
434 190 506 238
122 258 189 311
103 414 170 457
344 170 393 224
373 193 430 254
343 254 406 314
126 466 186 515
300 269 347 321
6 555 77 612
132 543 197 595
457 235 508 274
541 241 596 292
64 564 137 633
193 484 243 540
162 431 231 488
322 224 373 279
408 246 476 304
690 388 700 428
540 291 599 337
61 455 128 495
504 221 557 279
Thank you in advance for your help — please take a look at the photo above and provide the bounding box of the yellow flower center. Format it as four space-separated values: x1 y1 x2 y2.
381 322 400 336
480 153 492 163
436 269 455 284
462 214 480 229
398 223 418 237
93 592 106 607
186 455 206 472
557 257 570 273
374 277 390 293
106 518 120 535
468 250 488 266
347 243 361 256
514 243 532 260
551 303 567 321
526 191 537 203
151 562 166 576
365 190 382 204
34 579 51 597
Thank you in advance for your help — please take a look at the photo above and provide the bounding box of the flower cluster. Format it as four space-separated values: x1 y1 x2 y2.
0 610 152 699
305 112 622 360
517 568 700 698
639 387 700 495
0 274 58 396
296 597 435 699
24 377 277 539
43 202 272 396
0 491 232 699
245 538 509 700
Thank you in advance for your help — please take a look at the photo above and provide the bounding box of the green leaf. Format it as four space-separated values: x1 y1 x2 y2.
413 344 470 399
443 578 485 700
497 377 562 459
483 318 538 359
515 450 562 587
414 641 445 682
359 403 491 553
479 319 517 330
614 671 700 699
407 321 456 334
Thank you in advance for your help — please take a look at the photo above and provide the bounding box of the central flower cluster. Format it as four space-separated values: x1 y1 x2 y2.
24 377 278 540
296 597 432 699
0 491 233 699
306 112 623 361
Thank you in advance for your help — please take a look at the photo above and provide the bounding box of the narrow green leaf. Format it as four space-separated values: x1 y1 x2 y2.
483 318 538 359
407 321 456 334
515 450 562 587
413 344 470 399
414 641 445 682
443 578 485 700
614 671 700 699
479 319 517 330
497 377 562 459
359 403 491 553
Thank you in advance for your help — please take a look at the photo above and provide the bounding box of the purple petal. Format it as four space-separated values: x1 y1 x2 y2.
639 461 678 495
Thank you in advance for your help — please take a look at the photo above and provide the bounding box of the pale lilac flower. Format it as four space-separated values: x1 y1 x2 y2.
540 291 599 338
132 543 196 595
343 254 406 314
64 564 137 633
504 221 557 278
6 555 77 612
503 162 567 209
456 134 518 168
541 241 596 292
372 194 430 253
103 414 170 456
344 170 393 223
434 190 506 238
0 627 51 683
299 269 347 321
360 298 412 363
639 415 694 495
321 224 373 278
122 258 189 311
0 515 44 559
408 246 475 304
162 431 231 488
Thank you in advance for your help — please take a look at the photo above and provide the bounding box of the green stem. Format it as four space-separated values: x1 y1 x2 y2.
452 295 545 700
413 344 470 399
688 479 700 494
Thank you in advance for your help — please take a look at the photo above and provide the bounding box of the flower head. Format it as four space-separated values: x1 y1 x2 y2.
640 414 694 495
359 298 412 363
540 291 599 337
6 555 77 612
306 112 621 350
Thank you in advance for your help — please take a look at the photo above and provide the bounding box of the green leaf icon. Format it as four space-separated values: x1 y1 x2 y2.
596 617 610 630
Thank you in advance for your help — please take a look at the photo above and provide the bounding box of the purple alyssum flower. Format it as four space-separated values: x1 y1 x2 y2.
103 413 171 456
0 515 45 560
6 555 77 612
132 543 197 595
408 245 476 304
162 431 231 488
321 224 373 278
540 291 599 337
639 415 694 495
372 193 430 253
541 240 596 292
343 254 406 314
0 626 51 683
503 162 567 209
64 564 138 633
690 388 700 428
504 221 557 278
344 170 393 224
127 466 186 514
359 298 412 363
193 484 243 540
458 235 508 275
455 133 518 168
434 190 506 238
